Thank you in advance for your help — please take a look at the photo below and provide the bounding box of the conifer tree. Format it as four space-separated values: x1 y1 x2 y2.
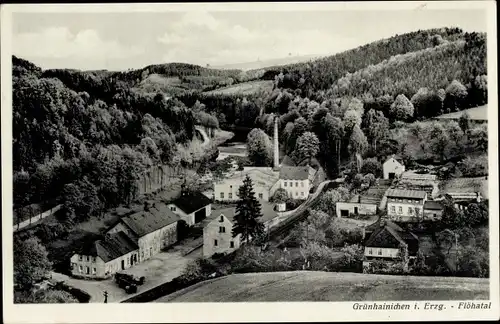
232 175 265 244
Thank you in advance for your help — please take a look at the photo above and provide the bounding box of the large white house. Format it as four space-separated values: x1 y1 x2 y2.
383 156 405 179
167 191 212 226
70 231 139 279
213 167 280 202
203 204 278 258
106 202 180 263
278 166 316 200
386 189 427 222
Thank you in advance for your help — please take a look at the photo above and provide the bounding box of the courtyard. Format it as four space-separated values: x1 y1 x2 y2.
51 248 202 303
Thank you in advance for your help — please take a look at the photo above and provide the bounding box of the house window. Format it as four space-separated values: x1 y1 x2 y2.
408 207 413 214
378 250 382 256
86 256 90 262
220 192 224 199
415 207 420 214
258 193 263 199
398 207 403 214
79 265 83 273
228 193 233 199
86 266 90 274
92 257 96 262
391 206 395 213
295 182 298 187
368 249 372 255
170 206 176 211
284 182 287 187
214 239 218 246
301 192 304 197
219 226 226 233
92 268 96 275
230 241 234 248
220 215 224 222
295 192 299 197
79 255 82 261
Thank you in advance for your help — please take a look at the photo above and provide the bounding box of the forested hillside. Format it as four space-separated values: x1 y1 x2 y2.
12 56 206 224
12 26 488 222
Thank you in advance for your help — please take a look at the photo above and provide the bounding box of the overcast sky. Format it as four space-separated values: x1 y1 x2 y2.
11 8 486 71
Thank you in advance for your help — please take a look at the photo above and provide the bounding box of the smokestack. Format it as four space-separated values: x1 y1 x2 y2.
273 116 279 170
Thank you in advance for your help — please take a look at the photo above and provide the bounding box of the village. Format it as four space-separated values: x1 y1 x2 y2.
43 112 488 303
9 10 492 311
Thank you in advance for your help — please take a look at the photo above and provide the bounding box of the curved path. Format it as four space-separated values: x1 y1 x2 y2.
269 180 335 238
194 126 210 147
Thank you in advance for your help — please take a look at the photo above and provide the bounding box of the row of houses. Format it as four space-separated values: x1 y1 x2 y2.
336 155 483 222
70 192 212 279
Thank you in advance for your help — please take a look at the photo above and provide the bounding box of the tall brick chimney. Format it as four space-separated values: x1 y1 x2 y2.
273 116 279 170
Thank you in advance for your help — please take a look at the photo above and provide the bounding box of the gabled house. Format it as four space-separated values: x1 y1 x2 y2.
362 220 419 272
335 194 377 218
70 231 139 279
423 200 444 221
386 189 427 222
203 208 241 258
106 202 180 263
213 167 280 202
383 155 405 180
278 166 317 200
203 203 279 258
167 191 212 226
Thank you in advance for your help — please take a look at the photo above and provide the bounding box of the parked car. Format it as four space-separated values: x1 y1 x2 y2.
115 272 145 286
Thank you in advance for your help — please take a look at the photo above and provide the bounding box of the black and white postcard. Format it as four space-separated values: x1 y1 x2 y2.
1 1 498 323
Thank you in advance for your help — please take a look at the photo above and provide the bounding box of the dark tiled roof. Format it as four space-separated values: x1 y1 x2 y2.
121 202 180 237
78 231 139 263
281 155 296 166
171 192 211 214
365 221 419 255
424 200 443 211
386 189 427 200
216 207 237 222
279 166 315 180
384 155 404 165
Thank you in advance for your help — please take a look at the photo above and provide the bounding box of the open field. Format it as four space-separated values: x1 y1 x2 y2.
441 176 488 198
157 271 489 302
52 249 201 303
203 80 273 96
435 105 488 121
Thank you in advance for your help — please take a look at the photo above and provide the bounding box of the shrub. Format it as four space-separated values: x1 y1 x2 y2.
360 158 382 177
459 155 488 177
338 244 364 272
15 289 79 304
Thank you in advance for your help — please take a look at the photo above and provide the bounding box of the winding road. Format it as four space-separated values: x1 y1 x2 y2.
269 179 336 239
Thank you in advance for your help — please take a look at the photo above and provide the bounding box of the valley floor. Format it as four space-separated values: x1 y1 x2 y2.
156 271 489 302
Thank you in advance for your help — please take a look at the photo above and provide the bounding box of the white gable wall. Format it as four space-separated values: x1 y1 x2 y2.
383 158 405 179
203 214 241 258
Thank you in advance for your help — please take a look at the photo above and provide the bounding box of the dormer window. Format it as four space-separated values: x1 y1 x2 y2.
219 215 224 222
